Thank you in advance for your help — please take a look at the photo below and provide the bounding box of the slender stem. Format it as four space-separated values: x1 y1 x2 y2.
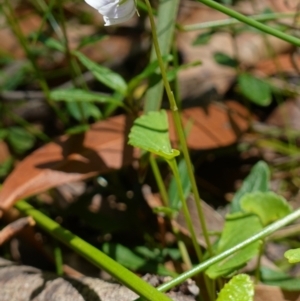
149 155 193 270
255 240 265 284
181 12 297 31
197 0 300 47
14 200 173 301
149 154 169 207
168 159 215 301
144 0 213 256
54 241 63 276
157 207 300 292
168 158 203 262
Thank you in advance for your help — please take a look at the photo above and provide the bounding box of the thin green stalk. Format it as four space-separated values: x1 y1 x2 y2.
15 200 173 301
168 158 203 262
149 155 192 270
168 159 214 301
156 207 300 292
181 12 296 31
54 241 63 276
149 154 169 207
144 0 213 255
197 0 300 47
255 240 265 284
144 0 180 112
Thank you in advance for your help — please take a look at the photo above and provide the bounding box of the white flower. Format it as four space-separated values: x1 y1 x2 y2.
85 0 136 26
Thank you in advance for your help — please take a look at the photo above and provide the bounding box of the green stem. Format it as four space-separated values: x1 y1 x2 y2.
255 239 265 284
144 0 213 256
168 158 203 262
157 207 300 292
149 155 192 270
197 0 300 47
181 12 297 31
14 200 173 301
54 240 63 276
149 154 169 207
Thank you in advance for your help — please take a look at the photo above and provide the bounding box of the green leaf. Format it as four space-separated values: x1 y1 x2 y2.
0 156 13 178
66 102 102 121
128 110 180 160
238 73 272 106
168 158 190 210
206 214 262 279
231 161 270 213
261 267 300 291
66 124 90 135
6 126 36 154
102 243 174 276
128 55 173 92
193 31 213 46
214 52 239 68
77 34 107 49
74 51 127 95
284 248 300 264
153 206 178 218
50 89 124 106
216 274 254 301
241 191 292 226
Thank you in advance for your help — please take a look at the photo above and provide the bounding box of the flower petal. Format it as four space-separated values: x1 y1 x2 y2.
84 0 136 26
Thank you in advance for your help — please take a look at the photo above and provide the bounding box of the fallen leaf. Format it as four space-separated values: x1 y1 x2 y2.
0 101 249 210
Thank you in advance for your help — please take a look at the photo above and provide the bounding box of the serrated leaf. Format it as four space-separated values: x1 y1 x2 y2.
238 73 272 106
284 248 300 264
128 110 180 160
241 191 292 226
206 214 262 279
74 51 127 95
50 89 124 106
216 274 254 301
231 161 269 213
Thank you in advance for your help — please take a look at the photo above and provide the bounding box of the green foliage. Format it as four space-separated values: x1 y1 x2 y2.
238 73 272 106
261 267 300 291
284 248 300 264
102 243 176 276
65 102 101 121
192 31 214 45
214 52 239 67
128 110 180 160
50 89 124 106
74 51 128 96
241 191 292 226
231 161 270 213
216 274 254 301
206 214 262 279
6 126 36 154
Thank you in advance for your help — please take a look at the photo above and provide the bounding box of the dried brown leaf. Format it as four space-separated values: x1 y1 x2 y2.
0 102 249 210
